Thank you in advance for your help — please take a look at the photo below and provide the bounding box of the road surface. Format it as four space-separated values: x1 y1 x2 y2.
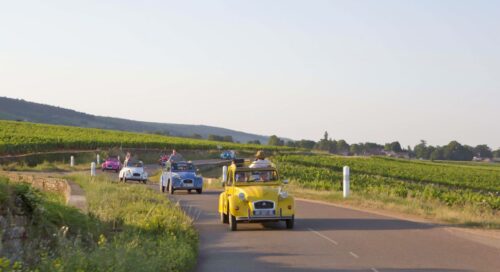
166 189 500 272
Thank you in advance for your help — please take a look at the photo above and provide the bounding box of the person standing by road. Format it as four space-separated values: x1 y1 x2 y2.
168 149 185 162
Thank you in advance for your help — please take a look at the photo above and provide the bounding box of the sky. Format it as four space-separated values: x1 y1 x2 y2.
1 0 499 148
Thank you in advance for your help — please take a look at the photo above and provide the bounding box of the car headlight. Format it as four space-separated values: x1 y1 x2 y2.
279 191 288 199
238 192 246 201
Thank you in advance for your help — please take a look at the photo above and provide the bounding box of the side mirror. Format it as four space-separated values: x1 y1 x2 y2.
283 179 289 184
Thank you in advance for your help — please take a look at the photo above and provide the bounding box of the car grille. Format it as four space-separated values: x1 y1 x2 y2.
133 173 140 177
254 201 274 210
183 179 193 184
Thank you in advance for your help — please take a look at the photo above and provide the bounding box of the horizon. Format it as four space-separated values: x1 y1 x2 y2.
1 1 499 148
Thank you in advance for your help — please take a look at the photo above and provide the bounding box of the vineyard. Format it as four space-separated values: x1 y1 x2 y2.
0 120 292 155
274 154 500 211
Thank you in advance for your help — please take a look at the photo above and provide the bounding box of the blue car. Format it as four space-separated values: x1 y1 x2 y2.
160 161 203 194
220 150 235 160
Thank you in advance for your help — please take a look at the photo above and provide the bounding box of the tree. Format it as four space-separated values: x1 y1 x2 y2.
384 141 402 153
247 140 261 145
336 140 349 154
443 141 474 161
295 140 316 149
268 135 284 146
430 147 444 161
190 133 202 139
493 149 500 158
323 131 329 141
473 144 493 158
222 135 234 143
208 134 224 141
350 144 362 155
414 140 430 159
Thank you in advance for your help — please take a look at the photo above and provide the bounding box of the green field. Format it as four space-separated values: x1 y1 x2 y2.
274 154 500 226
0 120 292 155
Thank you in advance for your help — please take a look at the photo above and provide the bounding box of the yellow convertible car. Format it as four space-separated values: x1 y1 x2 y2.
218 161 295 231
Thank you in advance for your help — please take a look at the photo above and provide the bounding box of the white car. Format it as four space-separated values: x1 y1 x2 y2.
119 160 148 183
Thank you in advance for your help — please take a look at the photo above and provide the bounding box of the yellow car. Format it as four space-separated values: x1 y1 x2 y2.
218 162 295 231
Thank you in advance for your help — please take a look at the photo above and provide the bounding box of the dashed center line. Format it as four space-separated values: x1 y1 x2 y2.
349 251 360 258
307 228 338 245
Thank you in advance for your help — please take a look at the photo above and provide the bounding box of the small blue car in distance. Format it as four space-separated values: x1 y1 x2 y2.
220 150 235 160
160 161 203 194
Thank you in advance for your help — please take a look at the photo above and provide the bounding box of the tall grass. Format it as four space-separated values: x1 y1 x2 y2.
0 174 198 271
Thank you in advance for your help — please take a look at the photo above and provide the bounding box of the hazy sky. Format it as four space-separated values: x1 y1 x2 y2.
1 0 499 148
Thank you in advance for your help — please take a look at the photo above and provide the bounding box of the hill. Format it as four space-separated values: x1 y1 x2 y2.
0 97 270 144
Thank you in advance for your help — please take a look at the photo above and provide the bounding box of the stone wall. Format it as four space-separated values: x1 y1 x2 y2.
2 172 70 202
0 173 71 262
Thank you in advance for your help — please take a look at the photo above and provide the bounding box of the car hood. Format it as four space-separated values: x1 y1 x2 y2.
104 161 119 165
124 167 144 173
172 172 198 179
235 185 281 202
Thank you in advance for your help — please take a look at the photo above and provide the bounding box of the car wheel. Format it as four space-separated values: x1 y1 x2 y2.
196 189 202 194
188 189 192 194
115 169 119 173
286 216 295 229
229 212 237 231
220 211 228 224
143 180 147 184
161 186 166 193
169 181 175 195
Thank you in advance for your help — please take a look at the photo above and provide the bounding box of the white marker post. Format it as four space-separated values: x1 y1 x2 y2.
343 166 350 198
96 154 100 165
70 156 74 167
91 162 96 176
222 165 228 183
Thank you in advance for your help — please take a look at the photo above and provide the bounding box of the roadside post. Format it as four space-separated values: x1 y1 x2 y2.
222 165 228 183
70 156 74 167
91 162 96 176
343 166 350 198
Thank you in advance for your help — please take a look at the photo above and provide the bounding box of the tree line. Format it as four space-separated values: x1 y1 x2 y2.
267 131 500 161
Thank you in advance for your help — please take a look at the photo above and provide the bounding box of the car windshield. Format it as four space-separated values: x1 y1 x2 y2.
127 161 143 167
235 170 278 183
172 163 195 172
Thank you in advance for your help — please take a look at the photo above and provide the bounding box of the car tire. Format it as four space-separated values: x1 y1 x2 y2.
229 213 237 231
220 211 229 224
161 186 166 193
196 189 202 194
169 181 175 194
286 216 295 229
115 169 119 173
188 189 192 194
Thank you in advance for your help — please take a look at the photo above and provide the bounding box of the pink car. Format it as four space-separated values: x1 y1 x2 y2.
101 156 121 172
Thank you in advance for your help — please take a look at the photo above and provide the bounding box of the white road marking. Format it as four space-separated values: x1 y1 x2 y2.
349 251 359 258
371 268 379 272
307 228 338 245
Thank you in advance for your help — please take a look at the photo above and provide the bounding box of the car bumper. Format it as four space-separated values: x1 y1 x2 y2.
172 185 202 190
236 209 294 222
235 215 294 222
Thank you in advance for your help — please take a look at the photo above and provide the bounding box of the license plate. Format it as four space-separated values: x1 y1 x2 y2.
254 210 274 216
183 183 193 187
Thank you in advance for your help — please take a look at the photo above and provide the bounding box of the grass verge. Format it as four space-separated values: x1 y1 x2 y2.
0 173 198 271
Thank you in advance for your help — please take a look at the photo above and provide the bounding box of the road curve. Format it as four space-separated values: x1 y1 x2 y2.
166 189 500 272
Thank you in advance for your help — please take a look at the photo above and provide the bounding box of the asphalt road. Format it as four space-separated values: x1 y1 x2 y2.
166 189 500 272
